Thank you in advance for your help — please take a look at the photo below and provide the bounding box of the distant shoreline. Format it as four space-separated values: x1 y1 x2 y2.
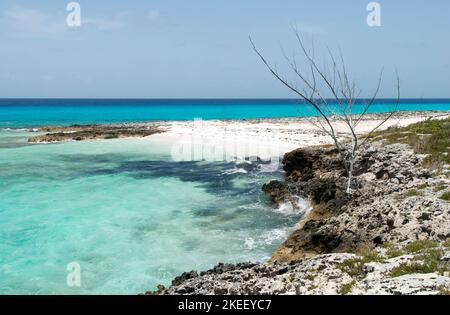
20 111 450 160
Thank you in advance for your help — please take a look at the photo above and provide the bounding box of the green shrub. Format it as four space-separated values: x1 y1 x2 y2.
390 245 449 278
382 243 405 258
434 184 447 192
337 245 382 278
404 240 439 253
439 192 450 202
338 280 356 295
416 183 429 190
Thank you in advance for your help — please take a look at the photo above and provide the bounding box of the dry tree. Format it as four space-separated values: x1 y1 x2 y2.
250 29 400 194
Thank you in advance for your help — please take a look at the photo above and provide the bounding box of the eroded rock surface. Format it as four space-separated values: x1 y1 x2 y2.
270 143 450 261
153 247 450 295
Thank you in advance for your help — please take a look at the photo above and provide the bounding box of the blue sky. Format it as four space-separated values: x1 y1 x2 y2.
0 0 449 98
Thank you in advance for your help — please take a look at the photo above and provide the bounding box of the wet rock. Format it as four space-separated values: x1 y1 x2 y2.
171 271 199 287
262 180 290 203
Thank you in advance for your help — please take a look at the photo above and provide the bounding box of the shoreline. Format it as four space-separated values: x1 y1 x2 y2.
18 111 450 156
156 111 450 154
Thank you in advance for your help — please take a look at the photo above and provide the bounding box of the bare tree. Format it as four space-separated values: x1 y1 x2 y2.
250 30 400 194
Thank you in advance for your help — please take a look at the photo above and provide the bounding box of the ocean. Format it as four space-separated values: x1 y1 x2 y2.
0 99 448 294
1 98 450 128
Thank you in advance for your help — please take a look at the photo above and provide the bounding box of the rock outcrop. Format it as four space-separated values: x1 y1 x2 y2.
270 143 449 261
156 140 450 295
152 244 450 295
28 124 164 143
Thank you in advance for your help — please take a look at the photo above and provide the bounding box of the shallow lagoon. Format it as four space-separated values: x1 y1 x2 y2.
0 132 305 294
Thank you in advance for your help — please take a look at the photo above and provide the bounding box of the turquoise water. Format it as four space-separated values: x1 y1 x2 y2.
1 99 450 128
0 131 303 294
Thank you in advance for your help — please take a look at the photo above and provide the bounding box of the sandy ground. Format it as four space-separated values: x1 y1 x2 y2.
148 111 450 161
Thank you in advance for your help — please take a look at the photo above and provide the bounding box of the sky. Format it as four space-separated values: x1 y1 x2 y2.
0 0 449 98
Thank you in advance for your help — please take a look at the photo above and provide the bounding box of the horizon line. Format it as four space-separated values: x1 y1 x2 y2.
1 98 450 101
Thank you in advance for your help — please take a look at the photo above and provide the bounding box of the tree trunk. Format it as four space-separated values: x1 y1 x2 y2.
346 158 355 194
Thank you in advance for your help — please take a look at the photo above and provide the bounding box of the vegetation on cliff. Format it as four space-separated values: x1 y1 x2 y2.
370 116 450 171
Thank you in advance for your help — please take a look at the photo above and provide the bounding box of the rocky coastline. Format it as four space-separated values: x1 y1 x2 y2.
151 118 450 295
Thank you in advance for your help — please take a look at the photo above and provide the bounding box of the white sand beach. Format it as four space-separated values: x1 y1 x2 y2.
148 111 450 161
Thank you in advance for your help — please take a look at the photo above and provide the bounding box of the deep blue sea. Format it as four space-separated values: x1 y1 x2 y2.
1 98 450 128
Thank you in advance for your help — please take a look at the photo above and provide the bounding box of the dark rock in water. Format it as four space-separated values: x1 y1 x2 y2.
171 271 199 287
143 284 167 295
265 146 351 213
27 123 164 143
262 180 289 203
236 161 260 172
